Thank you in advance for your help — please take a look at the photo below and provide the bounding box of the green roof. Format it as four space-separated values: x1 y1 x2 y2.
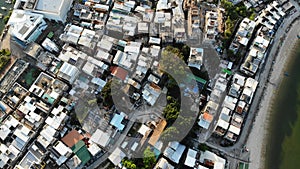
222 68 232 75
42 93 55 105
187 73 207 84
71 140 91 165
47 32 54 39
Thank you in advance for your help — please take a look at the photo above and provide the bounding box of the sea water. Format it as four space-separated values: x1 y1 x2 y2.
265 41 300 169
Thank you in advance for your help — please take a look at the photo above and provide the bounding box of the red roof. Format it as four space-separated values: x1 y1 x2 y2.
111 66 128 81
62 129 84 148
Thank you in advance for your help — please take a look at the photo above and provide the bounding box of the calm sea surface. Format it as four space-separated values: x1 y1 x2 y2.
266 41 300 169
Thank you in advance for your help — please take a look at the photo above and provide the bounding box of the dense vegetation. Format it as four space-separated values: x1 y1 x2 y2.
221 0 256 48
121 147 156 169
0 49 11 71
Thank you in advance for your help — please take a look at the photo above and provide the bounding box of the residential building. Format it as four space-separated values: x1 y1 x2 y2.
57 62 80 84
23 0 74 22
204 11 218 42
8 10 47 43
188 48 203 70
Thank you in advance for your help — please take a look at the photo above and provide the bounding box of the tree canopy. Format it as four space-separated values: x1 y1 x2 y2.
122 159 137 169
143 147 156 169
0 49 11 71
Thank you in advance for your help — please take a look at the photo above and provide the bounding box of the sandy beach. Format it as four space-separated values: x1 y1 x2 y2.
247 18 300 169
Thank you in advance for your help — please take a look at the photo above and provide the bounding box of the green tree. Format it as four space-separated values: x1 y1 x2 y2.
181 45 190 61
163 97 180 123
143 147 156 169
122 159 137 169
249 12 256 20
101 80 113 107
0 49 11 71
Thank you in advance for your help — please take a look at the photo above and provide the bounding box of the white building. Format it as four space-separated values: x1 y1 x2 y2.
58 62 80 84
24 0 74 22
199 150 226 169
188 48 203 70
163 141 186 164
8 10 47 43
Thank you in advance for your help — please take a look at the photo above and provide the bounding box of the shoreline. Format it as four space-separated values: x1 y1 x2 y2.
247 18 300 169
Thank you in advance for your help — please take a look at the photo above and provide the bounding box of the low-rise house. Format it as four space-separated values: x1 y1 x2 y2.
95 49 113 63
37 125 56 149
163 141 186 164
223 95 238 111
71 140 92 166
204 11 218 42
0 115 19 142
172 0 186 43
0 101 12 117
36 51 55 71
184 148 198 168
154 12 173 43
12 124 34 151
61 129 84 148
142 83 162 106
229 18 256 54
188 48 203 70
108 147 126 166
50 141 73 166
149 37 161 45
214 107 231 136
148 119 167 146
2 83 29 109
0 143 20 167
17 96 47 128
225 124 241 142
154 157 174 169
199 150 226 169
235 100 247 114
87 142 102 157
29 72 68 105
60 24 84 44
110 112 127 131
111 66 129 81
240 26 271 76
240 78 258 104
45 106 68 131
138 22 149 34
42 38 60 53
59 44 88 66
231 113 244 128
113 46 140 71
90 129 111 148
66 155 82 169
78 28 97 49
16 143 44 169
198 101 218 129
58 62 80 84
187 6 201 41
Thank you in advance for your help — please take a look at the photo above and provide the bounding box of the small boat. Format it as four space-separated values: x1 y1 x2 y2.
5 0 12 4
1 7 7 10
284 72 289 77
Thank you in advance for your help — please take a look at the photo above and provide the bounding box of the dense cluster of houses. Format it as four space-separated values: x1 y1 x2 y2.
0 0 297 168
0 0 210 168
240 1 290 76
